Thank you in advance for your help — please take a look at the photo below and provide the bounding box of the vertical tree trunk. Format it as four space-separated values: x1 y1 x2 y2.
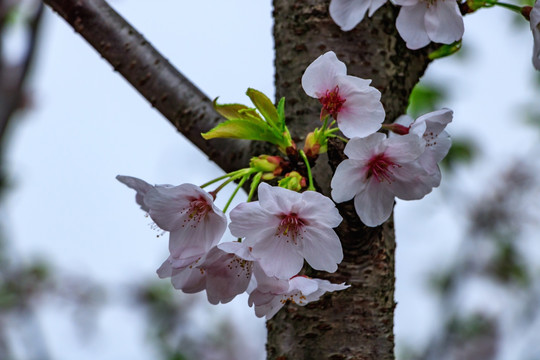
267 1 431 359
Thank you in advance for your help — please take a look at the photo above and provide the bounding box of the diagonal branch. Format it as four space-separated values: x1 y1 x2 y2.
42 0 256 173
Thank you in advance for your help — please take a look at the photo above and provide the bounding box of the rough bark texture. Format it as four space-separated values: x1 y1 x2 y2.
42 0 433 359
266 1 431 359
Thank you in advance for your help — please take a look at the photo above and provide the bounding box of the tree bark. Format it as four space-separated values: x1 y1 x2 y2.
267 1 431 359
42 0 433 358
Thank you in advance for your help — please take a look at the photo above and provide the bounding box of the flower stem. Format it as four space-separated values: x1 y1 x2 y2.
200 168 247 189
247 172 263 202
474 0 523 13
222 174 250 213
299 149 316 191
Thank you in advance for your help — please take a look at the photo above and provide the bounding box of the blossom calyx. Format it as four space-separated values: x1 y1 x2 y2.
250 155 284 179
278 171 307 192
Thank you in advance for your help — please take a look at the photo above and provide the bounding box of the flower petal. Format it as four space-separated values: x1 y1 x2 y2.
329 0 371 31
396 4 430 50
354 181 395 227
424 0 464 45
331 160 366 203
301 51 346 98
301 225 343 273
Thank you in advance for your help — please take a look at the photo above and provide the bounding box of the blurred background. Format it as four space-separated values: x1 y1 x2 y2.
0 0 539 359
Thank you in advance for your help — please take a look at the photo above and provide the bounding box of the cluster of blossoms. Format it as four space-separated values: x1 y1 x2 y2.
329 0 540 70
117 177 349 319
302 51 452 226
118 49 452 317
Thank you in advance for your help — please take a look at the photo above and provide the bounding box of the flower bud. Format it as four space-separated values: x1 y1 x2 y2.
278 171 306 192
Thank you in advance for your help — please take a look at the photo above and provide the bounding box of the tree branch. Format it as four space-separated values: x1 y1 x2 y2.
41 0 257 173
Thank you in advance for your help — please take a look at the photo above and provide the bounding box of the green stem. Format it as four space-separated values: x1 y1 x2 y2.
247 172 263 202
328 134 349 143
299 150 316 191
222 174 250 213
478 0 522 12
200 168 247 189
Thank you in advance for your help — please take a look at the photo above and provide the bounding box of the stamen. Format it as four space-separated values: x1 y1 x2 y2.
276 213 306 244
319 86 346 119
365 153 400 184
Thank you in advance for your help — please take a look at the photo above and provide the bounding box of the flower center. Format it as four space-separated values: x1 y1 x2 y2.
319 86 346 119
365 153 400 183
187 198 211 221
276 213 305 244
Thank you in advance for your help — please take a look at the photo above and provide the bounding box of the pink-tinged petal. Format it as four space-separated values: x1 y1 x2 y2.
413 108 453 139
217 241 258 261
330 0 371 31
257 182 302 215
116 175 155 212
390 163 434 200
344 133 387 161
425 0 464 45
229 201 281 239
394 0 420 6
418 130 451 175
289 276 319 296
335 76 385 138
168 210 225 257
354 181 395 227
301 51 346 98
384 133 425 162
331 160 367 203
156 259 173 278
252 235 304 279
296 191 343 228
171 267 206 293
396 4 430 50
368 0 387 16
301 226 343 273
304 279 350 302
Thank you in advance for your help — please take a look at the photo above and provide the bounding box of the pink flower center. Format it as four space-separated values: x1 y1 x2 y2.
319 86 346 119
183 197 212 227
276 213 305 244
365 153 400 183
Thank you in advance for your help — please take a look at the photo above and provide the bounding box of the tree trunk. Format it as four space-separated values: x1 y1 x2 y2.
267 1 431 359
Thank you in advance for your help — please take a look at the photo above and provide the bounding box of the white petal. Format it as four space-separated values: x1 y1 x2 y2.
384 133 425 162
297 191 343 228
368 0 387 16
344 133 387 161
414 108 453 139
116 175 154 212
396 4 430 50
257 182 301 215
301 51 346 98
335 75 384 138
390 163 434 200
229 201 280 239
354 181 395 227
252 235 304 279
531 3 540 70
301 226 343 273
425 0 464 44
331 160 366 203
329 0 370 31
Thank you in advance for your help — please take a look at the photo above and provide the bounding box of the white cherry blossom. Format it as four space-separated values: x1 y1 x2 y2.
394 0 464 50
531 0 540 70
331 132 436 227
393 108 453 187
301 51 385 138
117 175 227 261
229 183 343 279
329 0 387 31
248 265 350 319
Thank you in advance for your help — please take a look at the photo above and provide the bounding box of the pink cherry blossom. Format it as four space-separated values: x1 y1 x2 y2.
393 109 453 187
301 51 385 138
531 0 540 70
117 175 227 260
248 265 350 319
329 0 387 31
331 132 436 227
229 182 343 279
157 242 256 304
394 0 464 50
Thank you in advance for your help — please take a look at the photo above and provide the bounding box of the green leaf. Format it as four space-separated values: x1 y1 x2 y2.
246 88 280 128
213 98 263 122
276 97 286 131
201 119 286 145
428 40 462 60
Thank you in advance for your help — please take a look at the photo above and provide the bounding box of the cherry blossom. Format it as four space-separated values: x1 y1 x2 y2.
117 176 227 260
531 0 540 70
394 0 464 50
301 51 385 138
229 182 343 279
331 133 436 227
329 0 387 31
248 265 350 319
393 109 453 187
